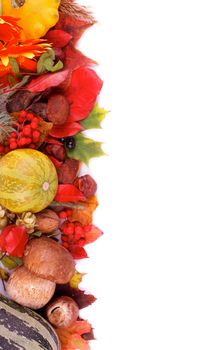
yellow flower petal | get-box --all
[1,56,9,67]
[21,52,35,59]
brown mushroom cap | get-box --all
[6,266,56,310]
[46,296,79,329]
[23,237,75,284]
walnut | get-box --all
[36,209,60,234]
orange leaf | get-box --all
[57,320,92,350]
[69,196,98,225]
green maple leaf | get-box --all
[67,133,106,165]
[37,49,63,74]
[80,103,109,130]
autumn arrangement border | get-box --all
[0,1,106,349]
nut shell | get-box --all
[46,296,79,328]
[6,266,56,310]
[23,237,75,284]
[36,209,60,233]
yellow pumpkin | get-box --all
[2,0,61,39]
[0,149,58,213]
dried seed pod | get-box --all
[58,159,80,184]
[45,144,66,162]
[36,209,60,233]
[29,103,47,119]
[74,175,97,198]
[47,94,70,125]
[16,212,36,234]
[46,296,79,328]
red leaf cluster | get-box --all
[24,14,103,138]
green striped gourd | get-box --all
[0,149,58,213]
[0,294,61,350]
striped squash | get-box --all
[0,294,61,350]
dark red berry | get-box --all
[26,113,34,121]
[32,130,40,140]
[59,211,68,219]
[19,110,27,118]
[9,142,17,150]
[23,126,32,137]
[30,121,38,130]
[32,117,39,124]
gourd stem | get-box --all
[11,0,25,9]
[0,0,2,16]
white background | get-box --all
[76,1,223,349]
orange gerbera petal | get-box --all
[0,16,51,71]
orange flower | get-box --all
[0,16,51,73]
[0,16,21,44]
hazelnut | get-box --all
[46,296,79,328]
[36,209,60,234]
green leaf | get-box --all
[37,49,63,74]
[1,256,23,270]
[48,60,63,72]
[30,231,42,237]
[67,133,106,165]
[9,58,20,76]
[50,201,84,209]
[80,103,109,130]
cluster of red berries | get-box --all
[60,212,86,250]
[58,209,72,220]
[0,110,41,154]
